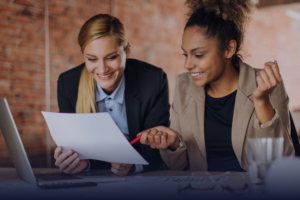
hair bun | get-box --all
[185,0,255,32]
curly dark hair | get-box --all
[184,0,255,66]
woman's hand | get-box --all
[252,60,282,124]
[138,126,180,150]
[54,146,88,174]
[110,163,135,176]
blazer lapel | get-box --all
[185,79,207,169]
[124,64,141,139]
[232,60,257,165]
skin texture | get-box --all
[84,36,130,95]
[54,36,135,176]
[139,26,282,150]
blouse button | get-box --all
[109,108,113,112]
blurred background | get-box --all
[0,0,300,168]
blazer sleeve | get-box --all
[253,80,295,156]
[138,70,170,172]
[57,73,76,113]
[159,77,189,171]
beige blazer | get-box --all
[160,60,295,171]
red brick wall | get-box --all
[0,0,47,167]
[1,1,300,167]
[243,3,300,111]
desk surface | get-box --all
[0,167,268,200]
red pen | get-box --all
[130,135,142,145]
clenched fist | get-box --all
[137,126,180,151]
[252,60,282,124]
[252,60,282,102]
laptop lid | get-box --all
[0,97,37,186]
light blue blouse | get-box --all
[95,74,143,173]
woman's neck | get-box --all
[206,63,239,98]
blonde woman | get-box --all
[53,14,169,176]
[139,0,295,171]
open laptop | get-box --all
[0,97,126,189]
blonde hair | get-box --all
[76,14,128,113]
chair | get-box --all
[290,112,300,157]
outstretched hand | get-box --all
[137,126,180,150]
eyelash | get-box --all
[195,54,204,58]
[108,55,118,60]
[182,53,204,58]
[87,55,118,62]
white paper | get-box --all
[42,112,148,165]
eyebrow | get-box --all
[181,46,204,52]
[85,51,118,58]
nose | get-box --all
[184,56,195,71]
[97,61,109,74]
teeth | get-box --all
[191,72,203,77]
[98,73,112,78]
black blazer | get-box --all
[57,58,170,172]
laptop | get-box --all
[0,97,126,189]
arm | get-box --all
[139,76,189,171]
[57,73,76,113]
[252,61,294,156]
[55,74,89,174]
[159,105,189,171]
[138,71,170,172]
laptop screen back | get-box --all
[0,97,37,186]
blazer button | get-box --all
[109,108,113,112]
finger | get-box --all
[140,131,150,145]
[273,60,282,83]
[264,64,278,87]
[111,167,127,176]
[154,131,162,147]
[136,129,150,137]
[259,70,271,89]
[54,146,62,160]
[60,153,78,171]
[111,163,125,171]
[148,129,157,148]
[256,75,266,91]
[111,167,118,175]
[64,157,80,174]
[55,149,73,167]
[161,132,168,148]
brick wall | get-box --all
[0,0,47,167]
[0,1,300,167]
[243,3,300,110]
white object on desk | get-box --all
[265,156,300,197]
[42,112,148,165]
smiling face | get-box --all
[83,36,129,94]
[181,26,228,87]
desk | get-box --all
[0,168,271,200]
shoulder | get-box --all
[175,72,196,94]
[58,63,85,82]
[126,58,165,76]
[57,63,84,95]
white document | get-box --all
[42,112,148,165]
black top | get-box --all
[204,90,245,172]
[57,58,170,172]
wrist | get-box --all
[169,138,180,151]
[129,164,136,173]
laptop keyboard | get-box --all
[35,173,83,181]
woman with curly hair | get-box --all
[138,0,295,171]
